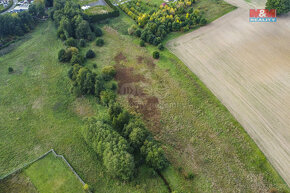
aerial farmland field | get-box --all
[0,0,289,192]
[167,0,290,186]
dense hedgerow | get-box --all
[121,0,207,46]
[82,118,135,181]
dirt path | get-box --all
[167,0,290,186]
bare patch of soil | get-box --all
[136,55,156,68]
[114,52,127,65]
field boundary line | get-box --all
[0,149,90,192]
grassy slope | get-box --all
[0,21,169,193]
[99,5,289,193]
[0,153,85,193]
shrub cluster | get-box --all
[83,102,168,180]
[58,47,85,65]
[82,117,134,181]
[86,49,96,59]
[153,51,160,59]
[68,64,117,99]
[53,0,94,41]
[108,103,168,171]
[121,0,207,46]
[96,38,104,47]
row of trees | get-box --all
[83,102,168,180]
[0,2,45,38]
[109,103,168,170]
[82,117,135,181]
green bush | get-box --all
[96,38,104,47]
[101,65,116,81]
[141,139,168,170]
[86,49,96,59]
[94,78,104,97]
[79,39,86,47]
[152,51,160,59]
[8,67,14,73]
[58,49,71,62]
[100,90,116,106]
[112,110,131,132]
[135,29,141,37]
[71,67,95,96]
[200,18,207,26]
[129,127,148,149]
[109,102,123,120]
[140,40,145,47]
[92,63,97,68]
[95,27,103,37]
[70,54,85,65]
[157,44,164,51]
[65,38,78,47]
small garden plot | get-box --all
[0,153,86,193]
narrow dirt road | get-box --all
[167,0,290,186]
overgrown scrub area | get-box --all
[82,107,168,181]
[52,0,168,186]
[0,153,85,193]
[0,21,170,193]
[96,11,289,192]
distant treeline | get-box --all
[0,2,46,38]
